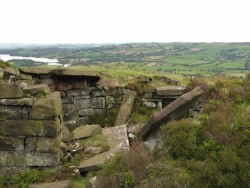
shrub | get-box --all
[12,169,40,188]
[162,118,202,159]
[0,175,5,188]
[96,142,152,188]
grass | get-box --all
[72,177,89,188]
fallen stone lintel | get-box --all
[136,87,203,140]
[78,124,129,172]
[29,180,72,188]
[114,90,137,126]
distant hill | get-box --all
[1,42,250,78]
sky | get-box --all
[0,0,250,44]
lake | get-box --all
[0,54,70,67]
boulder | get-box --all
[22,84,50,96]
[0,83,23,99]
[114,90,137,126]
[143,101,156,108]
[87,176,97,188]
[78,124,129,172]
[62,125,73,143]
[64,120,77,131]
[137,87,203,140]
[2,67,19,80]
[72,124,102,139]
[29,92,62,120]
[29,180,72,188]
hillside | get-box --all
[1,43,250,79]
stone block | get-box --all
[106,96,114,105]
[39,77,55,85]
[61,96,74,104]
[60,91,66,97]
[25,152,60,166]
[142,93,152,99]
[74,99,90,110]
[92,90,105,97]
[0,105,29,120]
[0,119,61,137]
[17,74,32,80]
[62,104,76,114]
[90,98,105,108]
[66,89,90,97]
[25,137,60,153]
[77,117,89,126]
[0,151,25,166]
[78,109,104,116]
[23,84,50,96]
[72,124,102,139]
[56,82,73,91]
[29,92,62,120]
[0,83,23,99]
[16,79,34,86]
[0,98,33,106]
[49,84,56,92]
[156,86,186,96]
[73,80,87,89]
[0,136,24,151]
[143,101,156,108]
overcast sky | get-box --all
[0,0,249,44]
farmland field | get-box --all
[1,42,250,81]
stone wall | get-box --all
[17,68,126,130]
[3,67,187,129]
[0,82,63,179]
